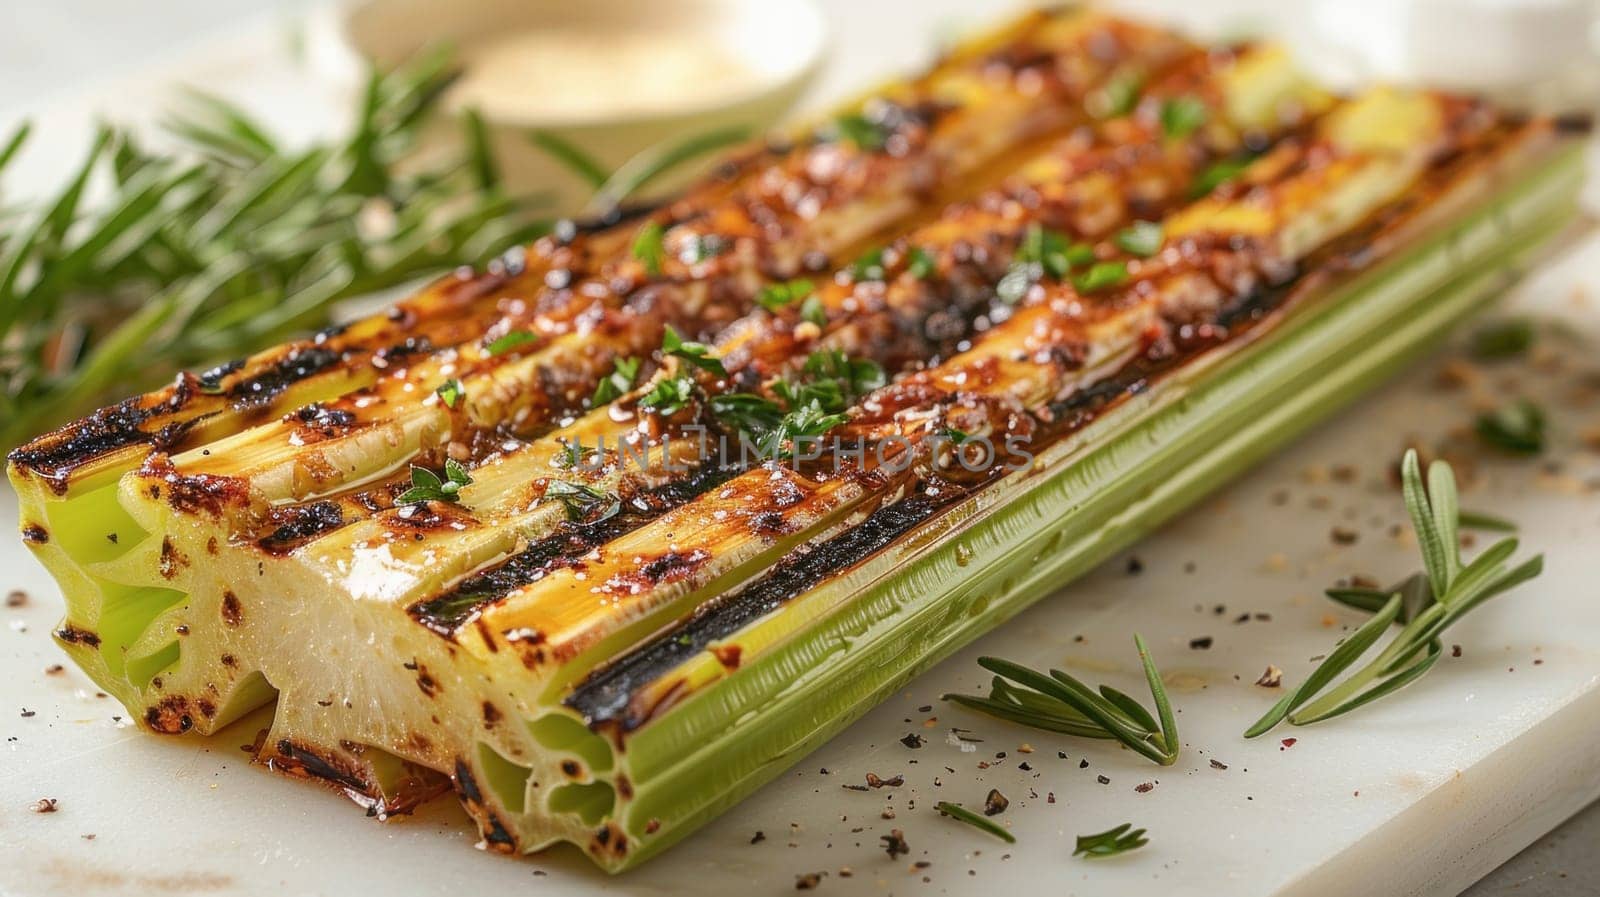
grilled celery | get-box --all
[7,9,1586,874]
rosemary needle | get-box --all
[935,801,1016,843]
[1074,823,1149,858]
[1245,449,1543,736]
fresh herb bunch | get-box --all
[0,61,747,449]
[0,54,548,448]
[945,635,1179,766]
[1245,450,1543,736]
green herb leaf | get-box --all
[1073,260,1130,294]
[397,459,473,505]
[1244,449,1544,736]
[832,113,890,151]
[907,245,937,279]
[590,356,641,406]
[1159,95,1208,140]
[527,130,609,188]
[485,330,539,357]
[1095,71,1145,119]
[1190,156,1252,198]
[632,221,666,276]
[799,294,827,327]
[587,125,748,213]
[852,246,887,282]
[946,636,1179,766]
[544,480,621,524]
[944,428,970,445]
[662,325,727,377]
[1468,317,1534,360]
[1476,399,1545,455]
[936,801,1016,843]
[1114,220,1164,258]
[757,278,815,311]
[435,378,464,408]
[1459,509,1517,532]
[638,375,697,417]
[1074,823,1149,858]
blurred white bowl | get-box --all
[307,0,827,213]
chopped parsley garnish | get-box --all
[852,247,887,282]
[1476,399,1545,455]
[1095,71,1144,119]
[662,325,727,377]
[637,375,697,416]
[1073,260,1130,294]
[590,356,641,406]
[997,224,1094,304]
[435,378,464,408]
[799,294,827,327]
[632,221,666,275]
[907,245,937,279]
[1159,95,1208,139]
[544,480,621,524]
[1114,220,1164,258]
[1190,156,1252,198]
[943,428,970,445]
[757,278,815,311]
[485,330,539,357]
[397,459,472,505]
[679,232,730,265]
[832,113,890,151]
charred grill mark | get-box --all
[223,345,343,410]
[158,538,188,579]
[416,665,441,697]
[481,702,501,728]
[286,403,361,443]
[137,454,251,517]
[220,591,243,627]
[269,739,372,794]
[258,501,346,554]
[567,497,942,730]
[7,392,204,492]
[144,696,195,734]
[409,463,740,636]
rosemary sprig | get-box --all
[397,458,473,505]
[1074,823,1149,858]
[0,54,551,448]
[1244,450,1543,736]
[944,635,1179,766]
[935,801,1016,844]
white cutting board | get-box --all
[4,2,1600,895]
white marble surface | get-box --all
[1,3,1598,896]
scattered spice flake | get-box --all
[1280,738,1298,750]
[838,866,853,878]
[32,798,58,813]
[881,829,910,859]
[1331,526,1360,545]
[1134,782,1155,793]
[881,808,896,819]
[1210,759,1229,770]
[1256,665,1284,688]
[984,789,1009,816]
[1126,556,1144,575]
[900,733,924,749]
[1452,644,1463,658]
[5,590,27,608]
[795,872,824,890]
[864,773,903,789]
[1097,775,1111,785]
[19,708,35,718]
[43,664,63,675]
[751,831,767,844]
[1189,636,1214,650]
[1017,743,1033,754]
[1047,792,1057,803]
